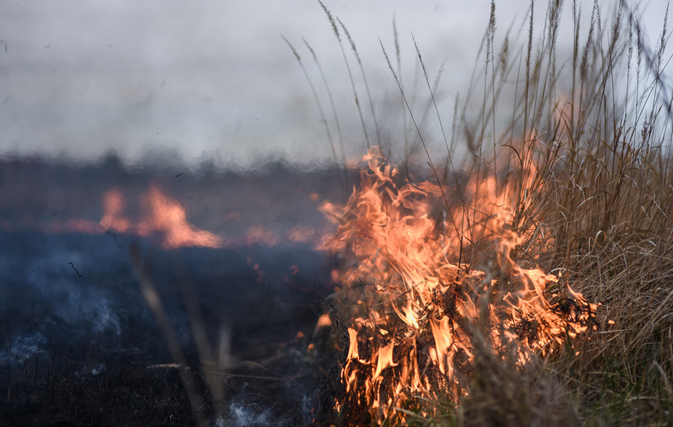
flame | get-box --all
[320,147,597,421]
[100,188,131,233]
[136,184,224,249]
[82,185,226,250]
[0,185,224,252]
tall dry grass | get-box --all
[300,0,673,425]
[477,2,673,424]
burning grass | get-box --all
[318,146,599,424]
[299,0,673,425]
[5,1,672,425]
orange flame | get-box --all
[97,185,224,250]
[320,147,597,421]
[100,188,131,233]
[136,185,224,249]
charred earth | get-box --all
[0,156,347,426]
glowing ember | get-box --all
[319,147,597,422]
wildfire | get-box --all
[3,183,332,253]
[136,185,225,249]
[96,184,225,249]
[5,184,226,250]
[319,147,597,422]
[100,188,132,234]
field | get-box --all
[1,0,673,426]
[0,158,347,425]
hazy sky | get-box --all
[0,0,668,167]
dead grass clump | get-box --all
[461,339,581,427]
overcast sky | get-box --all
[0,0,668,168]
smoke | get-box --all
[225,402,275,427]
[1,333,48,366]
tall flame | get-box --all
[319,148,597,422]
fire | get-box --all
[3,180,331,251]
[319,147,597,422]
[97,184,225,249]
[100,188,131,233]
[135,184,225,249]
[30,184,225,250]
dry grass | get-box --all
[304,0,673,425]
[490,2,673,424]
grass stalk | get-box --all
[318,0,371,149]
[282,35,347,198]
[337,17,381,148]
[302,37,349,190]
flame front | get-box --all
[3,182,332,251]
[320,148,597,422]
[97,184,225,250]
[136,185,225,249]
